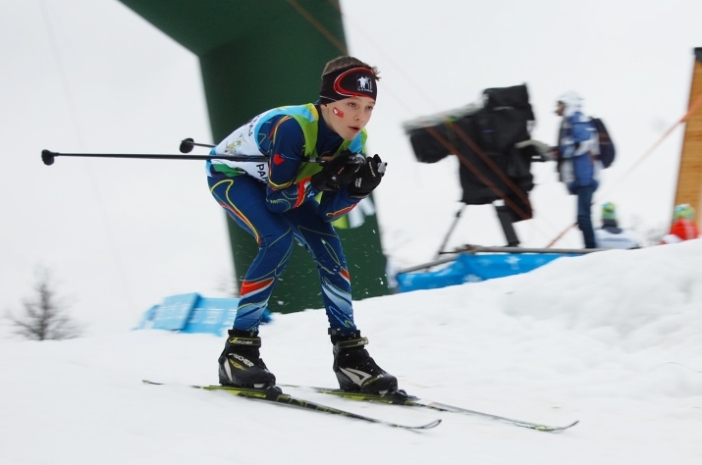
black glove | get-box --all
[310,150,364,192]
[347,154,386,198]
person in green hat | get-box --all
[594,202,641,249]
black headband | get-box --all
[319,66,377,104]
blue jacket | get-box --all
[557,93,601,194]
[208,104,365,222]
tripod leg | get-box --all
[495,205,520,247]
[433,204,465,260]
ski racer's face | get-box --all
[323,96,375,140]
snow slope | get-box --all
[2,241,701,465]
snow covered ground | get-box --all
[1,240,701,465]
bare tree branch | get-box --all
[4,267,83,340]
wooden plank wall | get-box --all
[674,48,702,227]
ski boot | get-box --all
[331,330,398,395]
[218,329,276,389]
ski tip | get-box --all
[413,418,442,430]
[142,379,163,386]
[561,420,580,430]
[535,419,579,432]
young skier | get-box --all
[206,56,397,395]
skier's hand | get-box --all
[347,154,386,198]
[311,150,364,192]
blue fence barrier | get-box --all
[136,293,272,335]
[396,253,567,292]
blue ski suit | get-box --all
[207,103,365,334]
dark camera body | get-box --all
[403,84,537,221]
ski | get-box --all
[142,380,441,431]
[281,384,578,433]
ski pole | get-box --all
[41,149,268,166]
[177,136,368,167]
[179,137,215,153]
[41,149,360,166]
[176,137,364,166]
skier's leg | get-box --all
[209,175,294,330]
[285,200,356,333]
[287,202,398,395]
[208,175,295,387]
